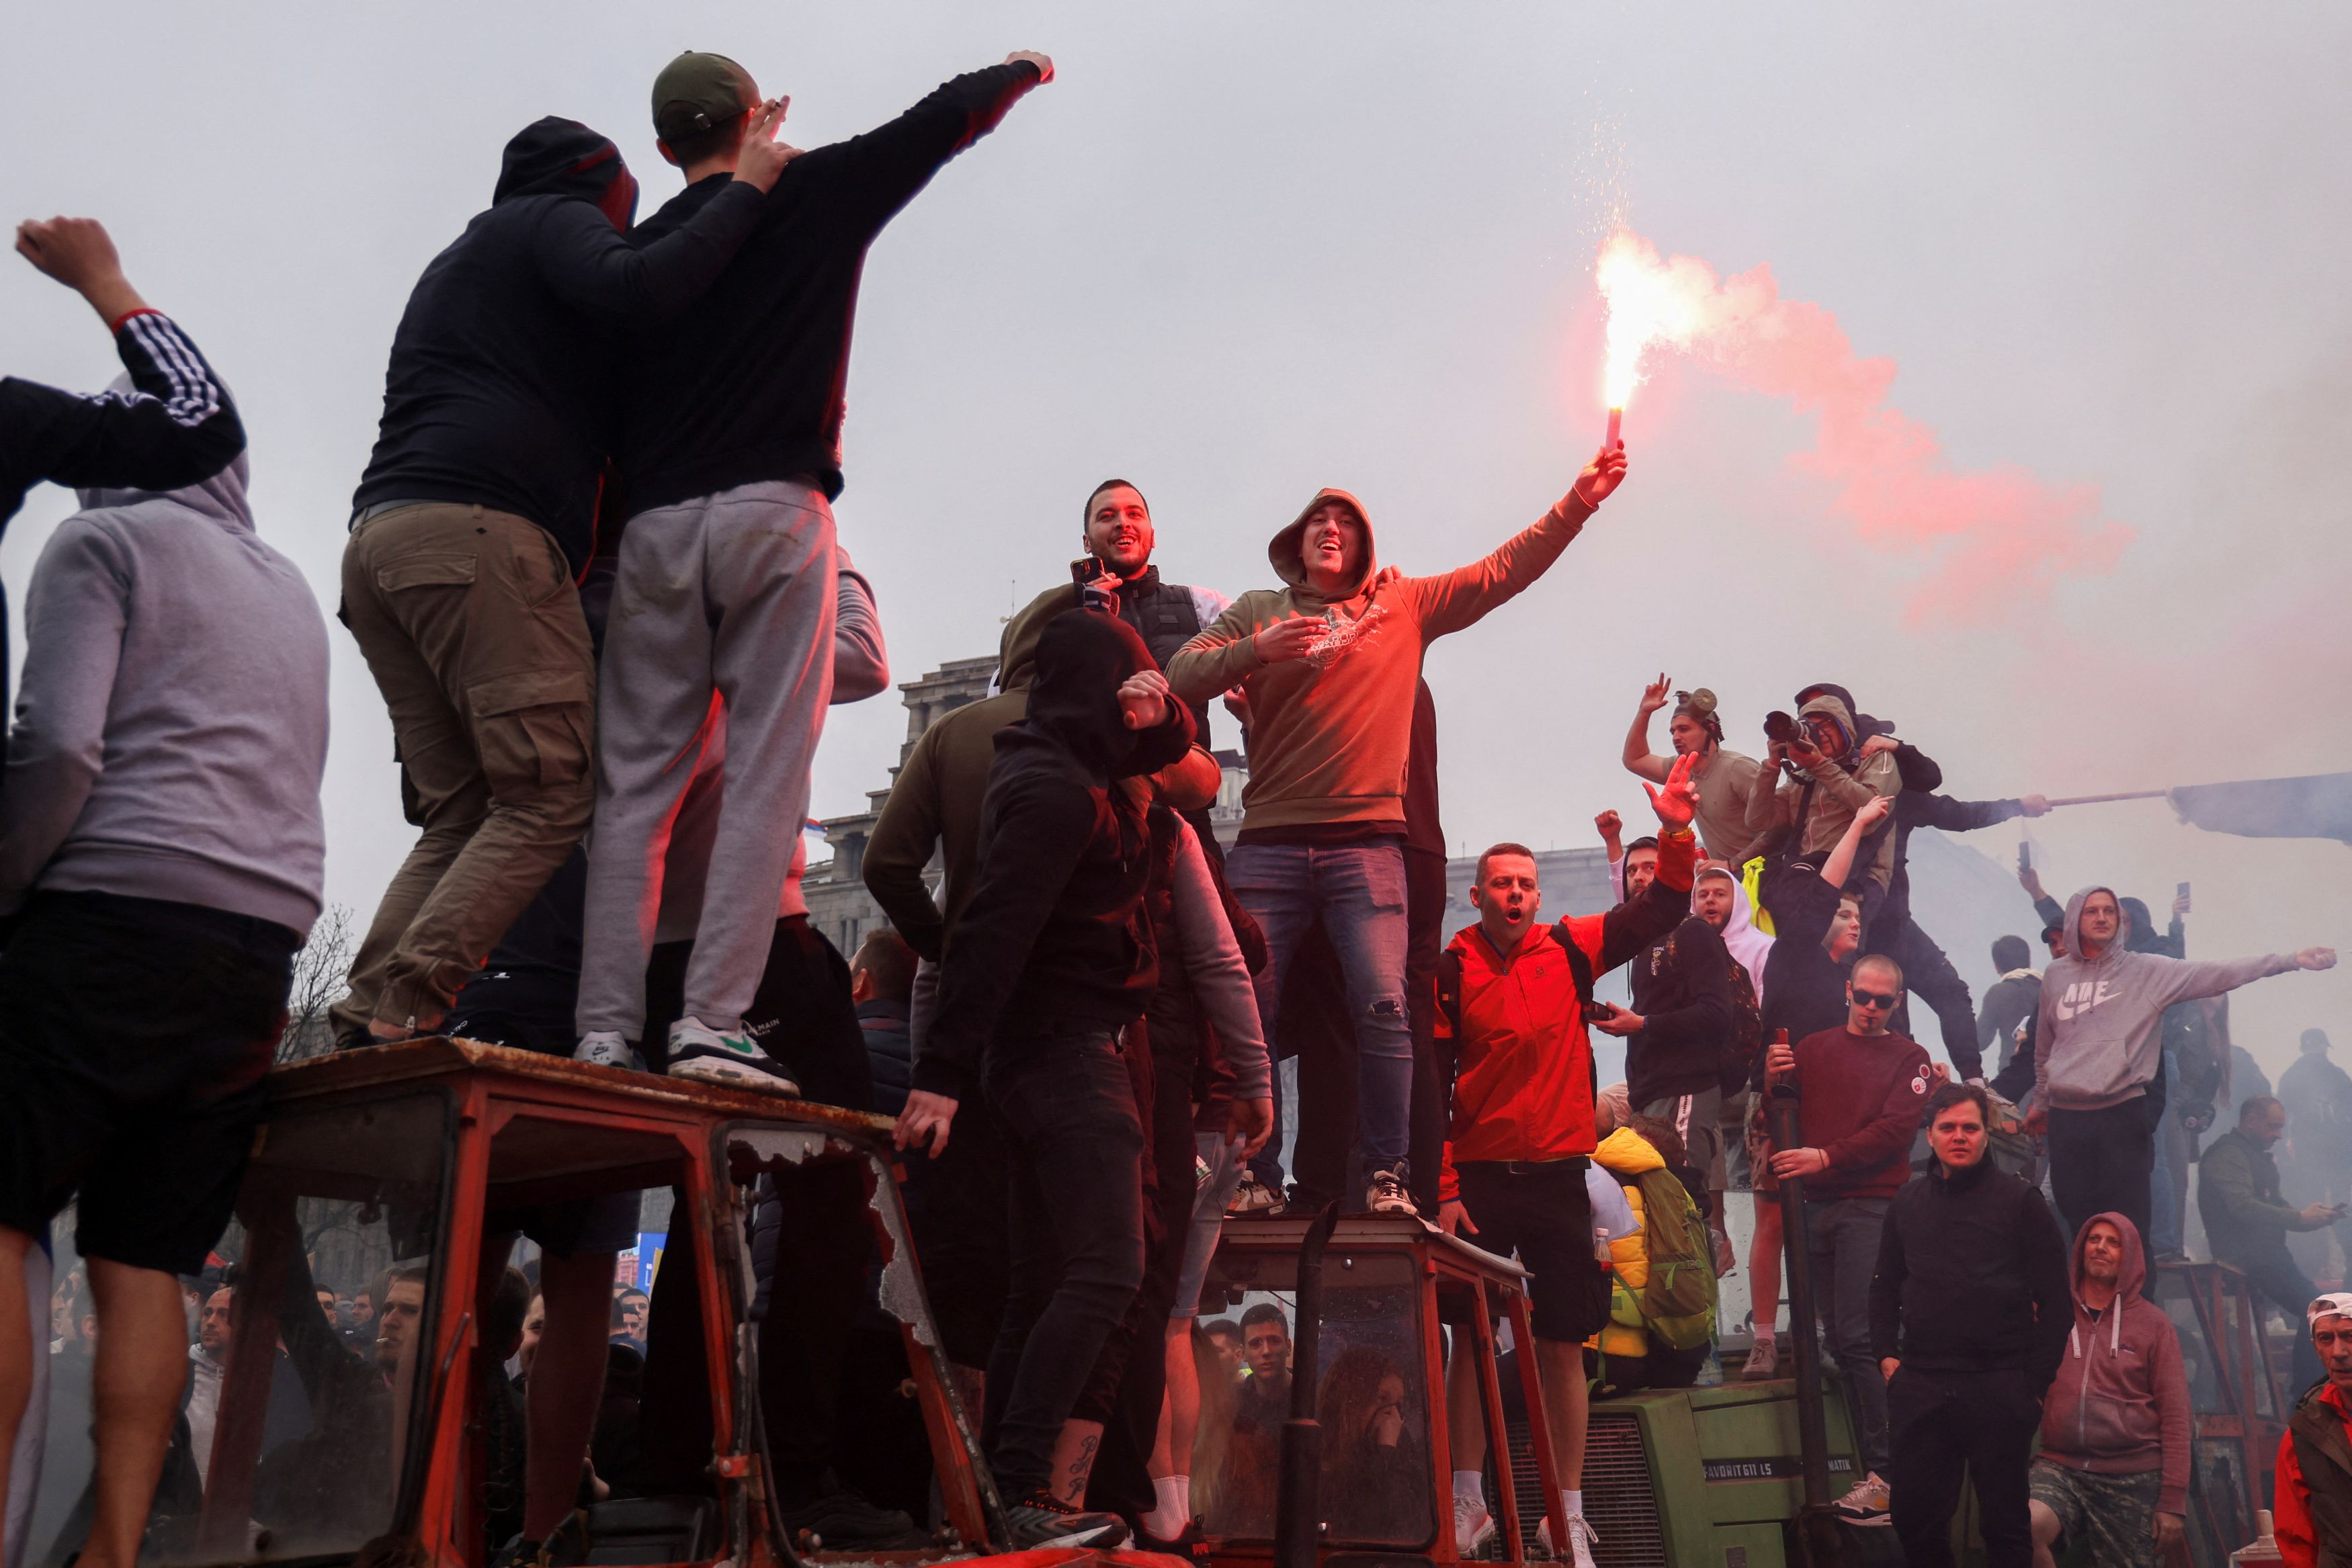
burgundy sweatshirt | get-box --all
[1786,1025,1933,1200]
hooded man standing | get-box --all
[2027,1213,2188,1568]
[339,111,792,1047]
[1167,445,1630,1213]
[2277,1293,2352,1568]
[0,447,329,1568]
[895,612,1193,1551]
[574,50,1051,1086]
[2024,885,2335,1242]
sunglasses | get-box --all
[1851,989,1900,1010]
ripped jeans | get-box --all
[1228,840,1414,1179]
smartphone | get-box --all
[2019,842,2032,873]
[2177,881,2191,914]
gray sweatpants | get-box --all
[577,480,836,1037]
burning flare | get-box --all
[1592,226,2131,623]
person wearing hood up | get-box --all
[895,611,1193,1551]
[0,447,329,1568]
[2025,1213,2187,1568]
[2025,884,2335,1243]
[1167,445,1630,1213]
[2275,1292,2352,1568]
[1871,1083,2072,1568]
[573,50,1051,1090]
[1808,679,2050,1085]
[337,111,793,1052]
[1742,691,1900,890]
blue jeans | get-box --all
[1227,841,1415,1178]
[1806,1195,1894,1477]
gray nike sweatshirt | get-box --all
[0,448,329,934]
[2033,885,2298,1112]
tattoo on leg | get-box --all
[1058,1435,1100,1503]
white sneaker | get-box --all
[1833,1471,1891,1523]
[1740,1336,1779,1379]
[1226,1176,1286,1217]
[1366,1166,1416,1215]
[665,1016,799,1094]
[1538,1512,1598,1568]
[1453,1495,1496,1557]
[574,1030,644,1072]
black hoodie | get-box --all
[618,62,1042,512]
[916,611,1195,1100]
[352,117,766,570]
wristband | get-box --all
[1661,826,1696,843]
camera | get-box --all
[1763,710,1801,745]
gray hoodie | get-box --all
[2033,885,2296,1111]
[0,449,329,934]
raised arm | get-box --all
[1589,754,1701,971]
[1820,792,1892,891]
[815,59,1050,235]
[2154,947,2335,1010]
[1620,674,1674,785]
[6,220,245,515]
[533,178,769,322]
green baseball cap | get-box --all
[651,51,757,142]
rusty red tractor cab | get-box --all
[48,1040,1054,1568]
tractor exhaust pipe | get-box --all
[1769,1060,1847,1568]
[1275,1202,1343,1568]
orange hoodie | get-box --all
[1166,487,1591,833]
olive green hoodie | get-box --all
[1166,486,1591,833]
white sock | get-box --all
[1455,1470,1485,1505]
[1143,1475,1190,1538]
[1562,1489,1583,1518]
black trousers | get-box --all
[982,1027,1147,1501]
[1887,1366,2041,1568]
[1872,916,1980,1082]
[2046,1100,2154,1242]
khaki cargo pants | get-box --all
[333,503,595,1039]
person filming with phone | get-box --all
[2199,1095,2347,1391]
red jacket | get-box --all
[1438,829,1695,1201]
[2279,1381,2352,1568]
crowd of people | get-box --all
[0,38,2347,1568]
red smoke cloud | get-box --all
[1597,230,2132,623]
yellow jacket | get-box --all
[1589,1127,1664,1359]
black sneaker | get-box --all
[490,1512,589,1568]
[1137,1519,1212,1563]
[1004,1492,1131,1551]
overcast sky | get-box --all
[4,3,2346,1074]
